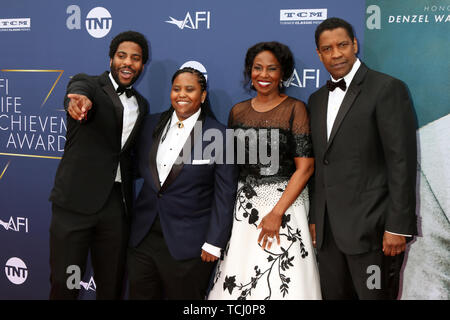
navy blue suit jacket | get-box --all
[129,112,238,260]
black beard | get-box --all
[110,65,141,87]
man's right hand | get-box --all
[67,93,92,121]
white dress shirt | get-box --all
[109,73,139,183]
[156,109,222,258]
[326,59,410,238]
[326,58,361,140]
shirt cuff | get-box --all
[201,242,221,258]
[386,230,412,237]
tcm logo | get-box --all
[180,61,208,81]
[283,68,320,88]
[66,5,112,38]
[66,265,96,291]
[166,11,211,30]
[280,9,327,25]
[0,216,29,233]
[5,257,28,285]
[0,18,31,31]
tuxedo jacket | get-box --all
[308,63,417,255]
[129,113,238,260]
[49,71,149,215]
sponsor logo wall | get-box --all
[2,0,446,299]
[364,0,450,299]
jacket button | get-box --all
[323,159,329,165]
[157,192,162,198]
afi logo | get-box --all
[66,5,113,38]
[80,277,97,291]
[283,69,320,88]
[0,217,29,233]
[166,11,211,30]
[5,257,28,285]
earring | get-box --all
[279,81,283,88]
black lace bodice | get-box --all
[228,96,313,184]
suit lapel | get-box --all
[326,63,367,151]
[149,123,163,190]
[316,87,329,150]
[101,73,124,133]
[160,116,206,193]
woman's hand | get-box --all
[257,210,283,250]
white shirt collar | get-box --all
[169,107,202,129]
[331,58,361,88]
[108,72,132,90]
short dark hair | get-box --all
[109,30,149,64]
[171,67,207,92]
[315,17,355,49]
[243,41,294,91]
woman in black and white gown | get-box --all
[208,42,321,300]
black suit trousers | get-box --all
[127,216,216,300]
[318,211,405,300]
[49,183,129,300]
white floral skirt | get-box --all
[208,181,322,300]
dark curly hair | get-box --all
[153,67,216,139]
[109,30,149,64]
[243,41,294,91]
[315,17,355,49]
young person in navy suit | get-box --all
[127,67,238,299]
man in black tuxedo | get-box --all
[49,31,150,299]
[307,18,417,299]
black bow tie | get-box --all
[326,79,347,92]
[116,86,136,98]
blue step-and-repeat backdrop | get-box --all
[0,0,448,299]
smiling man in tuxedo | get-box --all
[49,31,150,299]
[307,18,417,299]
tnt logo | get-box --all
[0,217,29,233]
[166,11,211,30]
[86,7,112,38]
[180,61,208,81]
[66,5,112,38]
[5,257,28,285]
